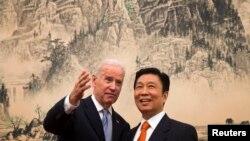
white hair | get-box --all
[93,59,125,75]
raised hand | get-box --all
[69,69,91,106]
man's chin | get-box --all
[138,108,151,113]
[105,99,116,105]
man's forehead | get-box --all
[99,67,124,78]
[136,74,161,83]
[136,80,158,84]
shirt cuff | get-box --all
[64,94,80,114]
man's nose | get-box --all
[140,87,149,95]
[109,81,116,90]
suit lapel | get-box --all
[149,114,171,141]
[112,109,125,141]
[112,110,119,141]
[83,96,105,141]
[127,123,140,141]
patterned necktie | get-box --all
[137,121,150,141]
[102,109,112,141]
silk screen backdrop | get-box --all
[0,0,250,140]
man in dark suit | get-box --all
[125,67,198,141]
[43,59,130,141]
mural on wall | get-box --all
[0,0,250,140]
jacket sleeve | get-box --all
[182,125,198,141]
[43,97,73,135]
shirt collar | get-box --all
[141,111,165,130]
[91,95,112,115]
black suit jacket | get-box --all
[125,114,198,141]
[43,96,130,141]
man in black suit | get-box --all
[125,67,198,141]
[43,59,130,141]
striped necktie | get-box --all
[102,109,112,141]
[137,121,150,141]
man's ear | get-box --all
[163,91,168,105]
[92,75,96,85]
[163,91,168,97]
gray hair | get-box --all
[93,59,125,76]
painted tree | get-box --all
[35,105,45,122]
[0,83,9,107]
[225,118,234,125]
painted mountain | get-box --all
[0,0,249,140]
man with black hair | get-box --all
[125,67,198,141]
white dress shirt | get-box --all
[64,94,112,119]
[133,111,165,141]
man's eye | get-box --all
[116,80,122,86]
[148,85,155,88]
[135,85,142,89]
[105,77,113,82]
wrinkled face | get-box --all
[92,65,125,108]
[134,74,167,119]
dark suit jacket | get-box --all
[125,114,198,141]
[43,96,130,141]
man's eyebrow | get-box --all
[104,75,114,78]
[135,81,143,85]
[136,81,156,85]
